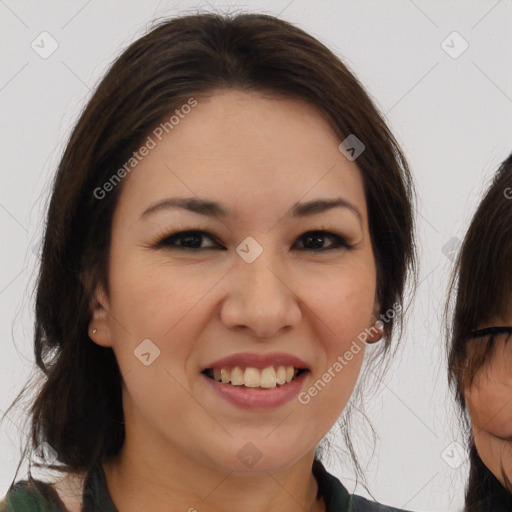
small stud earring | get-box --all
[92,328,97,334]
[367,320,384,343]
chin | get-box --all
[200,437,307,473]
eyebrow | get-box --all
[140,196,363,224]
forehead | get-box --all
[115,89,368,224]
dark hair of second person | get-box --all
[447,153,512,511]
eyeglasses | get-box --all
[464,326,512,339]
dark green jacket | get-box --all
[0,459,410,511]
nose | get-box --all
[220,253,302,338]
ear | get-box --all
[88,282,113,348]
[366,298,383,344]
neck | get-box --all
[102,427,324,512]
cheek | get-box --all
[106,259,213,430]
[105,253,219,390]
[315,258,377,343]
[296,264,376,421]
[108,252,216,333]
[466,373,512,440]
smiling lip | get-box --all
[202,352,310,371]
[202,369,309,409]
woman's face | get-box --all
[464,314,512,487]
[90,89,379,473]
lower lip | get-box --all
[202,371,309,410]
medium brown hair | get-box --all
[446,153,512,509]
[4,12,416,480]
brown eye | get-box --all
[155,230,223,250]
[295,231,352,251]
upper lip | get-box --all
[202,352,311,371]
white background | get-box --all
[0,1,511,511]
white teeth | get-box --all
[230,367,244,386]
[207,365,303,387]
[244,367,260,388]
[220,368,230,384]
[276,366,287,385]
[260,367,277,388]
